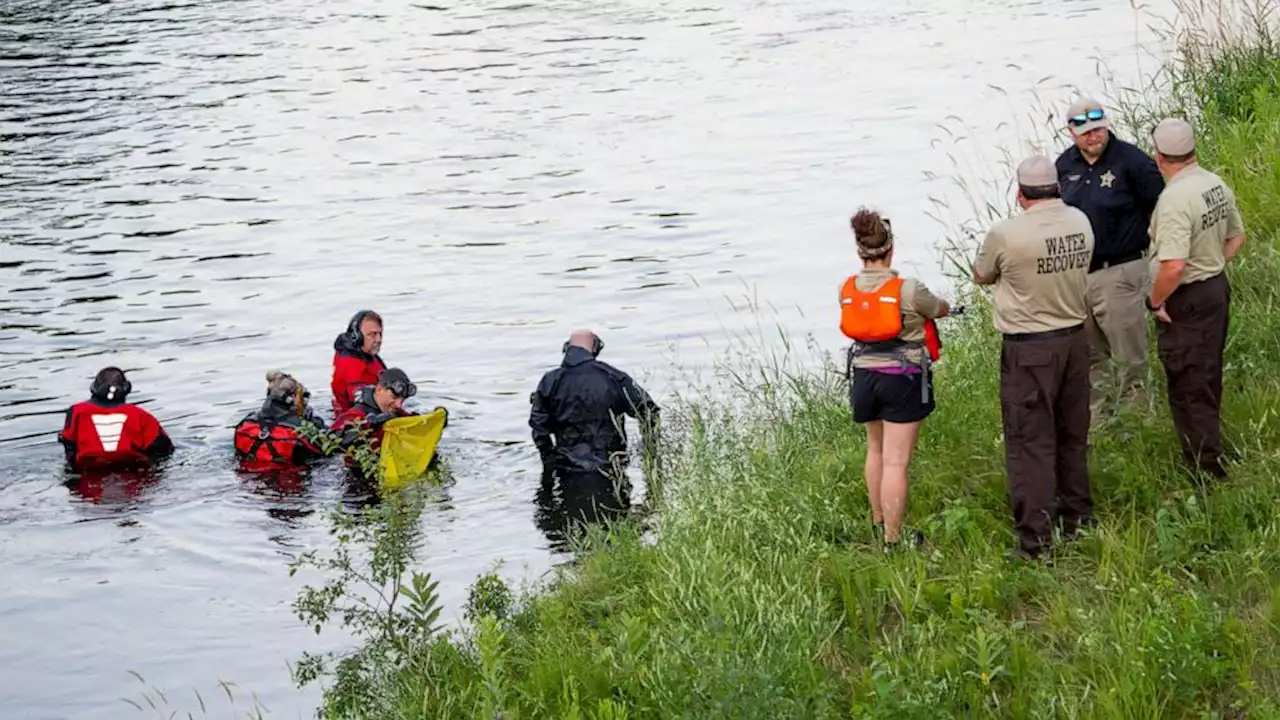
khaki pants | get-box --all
[1156,273,1230,478]
[1000,325,1093,557]
[1085,260,1149,412]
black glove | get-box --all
[364,412,395,428]
[537,447,557,476]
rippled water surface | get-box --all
[2,0,1170,716]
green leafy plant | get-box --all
[296,417,381,480]
[288,421,448,718]
[465,567,516,624]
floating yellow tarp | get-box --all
[379,408,449,489]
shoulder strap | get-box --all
[238,415,289,463]
[840,274,857,297]
[844,272,906,298]
[844,274,904,297]
[882,276,906,296]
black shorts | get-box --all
[850,368,935,424]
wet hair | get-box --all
[1019,183,1062,200]
[358,311,383,328]
[94,367,127,388]
[266,371,301,398]
[265,371,309,414]
[851,208,893,261]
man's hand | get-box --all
[537,447,556,472]
[1146,294,1172,324]
[364,411,395,428]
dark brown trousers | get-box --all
[1156,273,1230,477]
[1000,324,1093,556]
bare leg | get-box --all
[864,420,885,526]
[880,420,923,543]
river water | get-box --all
[1,0,1171,716]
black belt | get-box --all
[1089,250,1144,273]
[1173,271,1226,289]
[1002,323,1084,343]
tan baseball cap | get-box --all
[1016,154,1058,187]
[1065,97,1109,135]
[1152,117,1196,155]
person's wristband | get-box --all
[1145,296,1162,312]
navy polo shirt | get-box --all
[1055,131,1165,272]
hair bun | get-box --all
[850,207,892,259]
[851,209,885,241]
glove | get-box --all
[537,447,557,477]
[364,412,395,428]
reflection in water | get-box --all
[533,468,632,553]
[63,466,163,508]
[340,471,384,511]
[236,466,316,525]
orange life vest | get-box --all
[839,275,942,362]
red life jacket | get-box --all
[331,389,410,452]
[331,352,387,414]
[923,317,942,362]
[234,415,321,469]
[59,401,171,471]
[331,403,386,449]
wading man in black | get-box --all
[529,329,660,544]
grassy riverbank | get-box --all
[308,4,1280,718]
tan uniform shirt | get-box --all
[846,268,942,369]
[974,199,1094,335]
[1148,164,1245,286]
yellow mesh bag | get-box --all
[379,407,448,489]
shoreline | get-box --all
[295,1,1280,717]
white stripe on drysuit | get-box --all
[90,414,128,453]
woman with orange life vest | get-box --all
[839,208,952,548]
[234,371,336,469]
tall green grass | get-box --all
[298,2,1280,717]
